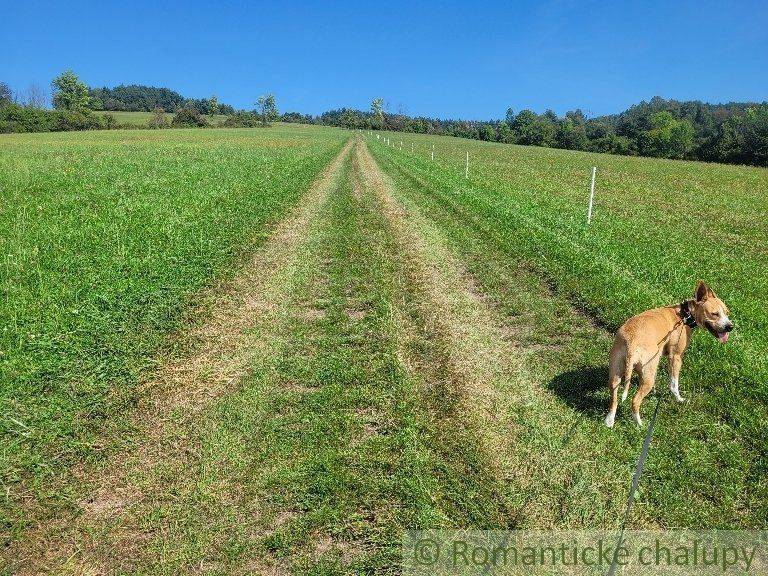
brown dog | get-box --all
[604,281,733,427]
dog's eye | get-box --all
[712,311,720,317]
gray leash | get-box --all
[606,391,662,576]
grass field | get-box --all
[1,125,766,574]
[0,126,347,549]
[93,110,230,126]
[369,131,768,520]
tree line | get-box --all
[2,71,766,166]
[298,97,767,167]
[0,71,278,132]
[87,85,236,115]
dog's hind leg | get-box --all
[632,358,659,427]
[605,343,625,428]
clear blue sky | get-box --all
[2,0,767,119]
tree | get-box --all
[256,94,278,126]
[51,71,90,111]
[512,110,538,144]
[513,110,556,147]
[498,121,515,143]
[639,111,694,159]
[556,111,588,150]
[740,105,768,165]
[208,95,219,116]
[482,124,496,141]
[340,109,358,129]
[371,98,384,129]
[90,85,186,112]
[0,82,12,106]
[23,83,48,109]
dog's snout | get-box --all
[724,322,734,333]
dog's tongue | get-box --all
[718,332,730,343]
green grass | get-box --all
[93,110,229,126]
[0,125,347,531]
[369,130,768,528]
[2,125,766,573]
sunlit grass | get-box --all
[370,131,768,528]
[0,125,347,528]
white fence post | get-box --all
[587,166,597,224]
[465,151,469,178]
[411,142,414,152]
[431,144,434,161]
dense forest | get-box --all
[303,98,768,166]
[1,72,766,166]
[87,85,236,115]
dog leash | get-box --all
[606,391,662,576]
[605,305,687,575]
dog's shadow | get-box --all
[547,365,608,417]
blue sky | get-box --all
[2,0,767,119]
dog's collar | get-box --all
[679,300,697,328]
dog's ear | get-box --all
[695,280,711,302]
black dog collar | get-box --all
[679,300,698,328]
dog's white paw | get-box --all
[633,413,644,427]
[621,389,628,402]
[673,394,685,403]
[604,413,616,428]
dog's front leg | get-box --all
[668,354,685,402]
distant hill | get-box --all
[88,84,235,115]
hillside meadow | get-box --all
[0,125,347,531]
[1,124,766,573]
[93,110,229,127]
[370,129,768,525]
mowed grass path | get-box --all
[0,126,347,540]
[2,127,766,573]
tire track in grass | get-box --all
[237,141,433,575]
[354,143,521,527]
[357,142,646,529]
[109,139,445,575]
[197,139,527,574]
[7,140,355,575]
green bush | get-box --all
[222,112,261,128]
[171,107,208,127]
[53,110,103,131]
[0,104,104,133]
[148,107,170,129]
[102,113,118,129]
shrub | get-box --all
[0,104,56,133]
[0,105,105,133]
[148,107,170,129]
[172,107,208,127]
[222,112,260,128]
[102,113,118,130]
[53,110,103,131]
